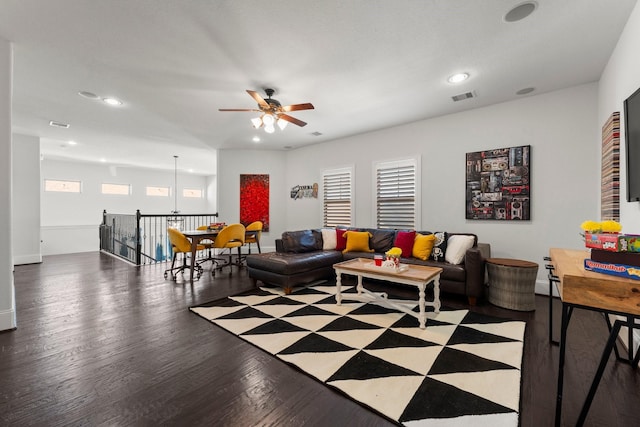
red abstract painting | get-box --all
[240,174,269,231]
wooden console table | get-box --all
[549,248,640,426]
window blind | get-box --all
[323,168,352,227]
[376,160,416,229]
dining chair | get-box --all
[212,223,246,275]
[244,221,263,254]
[196,225,218,268]
[164,227,205,281]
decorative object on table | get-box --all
[290,183,318,199]
[190,283,525,426]
[465,145,530,220]
[385,246,402,268]
[240,174,269,232]
[580,220,640,279]
[601,112,620,221]
[580,220,640,252]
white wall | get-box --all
[599,1,640,233]
[12,133,41,265]
[0,38,16,331]
[217,149,287,252]
[41,158,213,255]
[597,0,640,355]
[283,83,600,292]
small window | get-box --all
[102,183,131,195]
[44,179,81,193]
[375,158,420,230]
[183,188,203,198]
[146,186,170,197]
[323,167,353,227]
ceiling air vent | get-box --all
[451,91,476,102]
[310,131,323,136]
[49,120,70,128]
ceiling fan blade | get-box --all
[279,114,307,127]
[247,90,269,109]
[282,103,315,112]
[218,108,261,112]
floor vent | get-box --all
[452,91,476,102]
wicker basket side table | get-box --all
[487,258,539,311]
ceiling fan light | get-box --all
[262,113,275,126]
[264,124,275,134]
[250,117,262,128]
[277,118,288,130]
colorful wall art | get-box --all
[240,174,269,231]
[465,145,531,220]
[601,112,620,221]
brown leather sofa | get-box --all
[246,228,487,305]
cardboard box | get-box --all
[584,258,640,281]
[584,233,640,252]
[590,249,640,267]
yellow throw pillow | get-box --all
[413,233,436,260]
[343,231,374,253]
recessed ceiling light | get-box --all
[448,73,469,84]
[49,120,70,128]
[99,158,107,163]
[516,87,536,95]
[252,136,261,143]
[504,2,537,23]
[68,140,78,146]
[78,91,99,99]
[102,97,122,106]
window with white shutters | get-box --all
[375,158,419,229]
[323,167,353,227]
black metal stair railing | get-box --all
[99,210,218,265]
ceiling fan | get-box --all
[219,89,314,132]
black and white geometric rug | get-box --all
[190,284,525,426]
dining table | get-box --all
[181,228,258,284]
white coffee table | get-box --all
[333,258,443,329]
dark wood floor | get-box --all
[1,252,639,426]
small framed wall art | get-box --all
[465,145,530,220]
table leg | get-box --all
[335,271,342,305]
[555,302,571,427]
[575,319,624,426]
[418,283,426,329]
[356,275,363,294]
[189,238,198,284]
[433,277,441,313]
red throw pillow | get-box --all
[394,230,416,258]
[335,228,348,251]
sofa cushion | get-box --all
[281,229,323,253]
[364,228,395,253]
[343,230,374,253]
[445,235,475,265]
[247,251,343,275]
[335,228,348,251]
[413,233,436,260]
[321,228,337,250]
[394,230,416,258]
[430,231,448,262]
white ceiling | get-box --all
[0,0,637,175]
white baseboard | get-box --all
[0,307,17,331]
[535,278,559,297]
[14,253,42,265]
